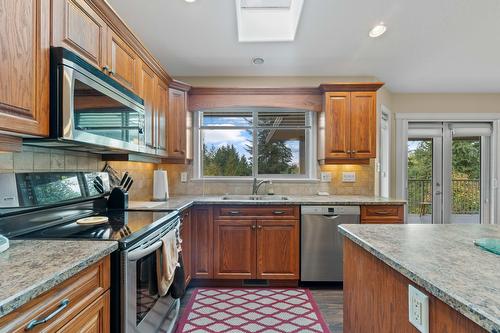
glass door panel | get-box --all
[407,138,441,224]
[449,137,481,224]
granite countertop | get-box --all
[129,195,406,211]
[0,240,117,318]
[338,224,500,332]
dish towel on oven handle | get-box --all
[156,228,179,296]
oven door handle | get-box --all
[128,240,163,261]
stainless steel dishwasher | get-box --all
[301,205,360,282]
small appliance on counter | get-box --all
[0,235,9,253]
[153,169,169,201]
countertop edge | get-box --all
[338,225,499,333]
[0,241,118,318]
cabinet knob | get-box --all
[251,225,256,230]
[109,70,115,76]
[257,225,262,229]
[102,65,110,72]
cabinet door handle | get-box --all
[352,150,357,154]
[272,210,285,215]
[228,211,240,215]
[374,211,391,215]
[251,225,256,230]
[26,299,70,330]
[257,225,262,229]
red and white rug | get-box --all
[176,288,331,333]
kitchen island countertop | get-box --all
[338,224,500,332]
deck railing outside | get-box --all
[407,179,480,215]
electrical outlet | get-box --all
[320,172,332,182]
[408,285,429,333]
[180,172,188,183]
[342,172,356,182]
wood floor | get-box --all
[179,287,343,333]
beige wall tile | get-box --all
[13,152,34,172]
[34,152,51,171]
[50,153,65,170]
[0,153,14,170]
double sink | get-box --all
[221,195,290,201]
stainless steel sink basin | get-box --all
[221,195,289,201]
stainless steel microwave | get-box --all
[27,48,145,153]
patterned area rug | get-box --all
[176,288,331,333]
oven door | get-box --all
[123,237,179,333]
[59,60,145,152]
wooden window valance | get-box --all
[187,87,323,112]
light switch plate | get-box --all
[408,285,429,333]
[320,172,332,182]
[180,172,188,183]
[342,172,356,182]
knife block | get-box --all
[107,187,128,210]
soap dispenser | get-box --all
[267,181,275,195]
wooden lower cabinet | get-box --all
[197,206,300,281]
[361,205,405,224]
[0,257,111,332]
[57,291,110,333]
[191,206,214,279]
[256,220,299,280]
[180,208,192,286]
[214,219,256,279]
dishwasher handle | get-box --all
[323,215,340,220]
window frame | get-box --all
[193,108,317,180]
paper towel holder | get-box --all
[153,169,169,201]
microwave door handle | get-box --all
[128,240,163,261]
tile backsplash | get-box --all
[160,161,375,196]
[0,146,102,173]
[1,146,376,201]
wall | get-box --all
[392,93,500,114]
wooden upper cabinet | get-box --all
[324,92,351,159]
[320,83,383,163]
[51,0,107,70]
[256,219,299,280]
[350,92,376,159]
[213,219,256,279]
[0,0,50,137]
[137,61,156,150]
[107,28,139,93]
[168,88,187,159]
[155,78,169,156]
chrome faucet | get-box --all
[252,178,271,195]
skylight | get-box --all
[236,0,304,42]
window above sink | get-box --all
[193,108,317,180]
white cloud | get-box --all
[203,129,250,145]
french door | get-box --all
[406,122,491,224]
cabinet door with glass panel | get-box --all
[194,109,315,180]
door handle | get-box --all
[325,215,340,220]
[272,210,285,215]
[228,211,241,215]
[435,191,442,195]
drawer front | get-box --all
[214,206,299,219]
[361,205,404,223]
[0,257,110,333]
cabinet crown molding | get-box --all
[319,82,385,92]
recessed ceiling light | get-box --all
[252,57,265,65]
[184,0,196,3]
[369,23,387,38]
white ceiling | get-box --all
[107,0,500,93]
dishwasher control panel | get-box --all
[301,205,360,215]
